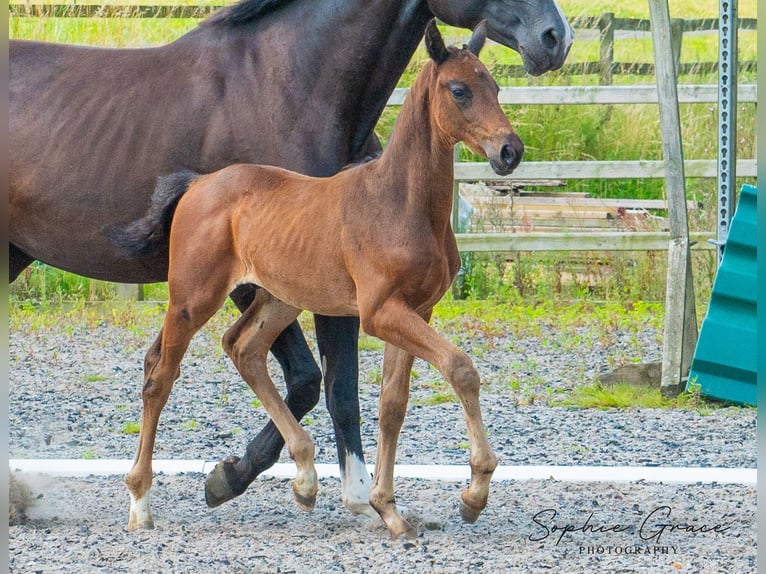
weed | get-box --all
[414,392,458,406]
[358,336,384,352]
[366,367,383,385]
[251,398,262,409]
[84,374,108,383]
[180,419,198,431]
[82,451,98,460]
[554,382,723,413]
[120,421,141,435]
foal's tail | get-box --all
[104,170,199,257]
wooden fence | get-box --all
[9,6,759,298]
[9,6,758,82]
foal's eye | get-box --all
[448,82,471,102]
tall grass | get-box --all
[8,1,757,304]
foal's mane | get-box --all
[202,0,297,27]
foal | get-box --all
[109,20,523,539]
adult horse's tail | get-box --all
[104,170,199,257]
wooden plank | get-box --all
[387,84,757,106]
[9,4,219,18]
[454,159,757,181]
[115,283,143,300]
[461,195,698,210]
[454,231,715,252]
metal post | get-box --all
[647,0,698,396]
[715,0,738,265]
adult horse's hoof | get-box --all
[459,499,483,524]
[204,456,248,508]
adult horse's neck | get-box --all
[190,0,432,176]
[375,62,456,235]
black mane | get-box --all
[203,0,296,27]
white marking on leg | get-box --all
[128,491,153,529]
[341,451,380,522]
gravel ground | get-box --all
[9,306,757,572]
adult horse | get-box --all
[9,0,572,519]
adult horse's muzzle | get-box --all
[486,135,524,176]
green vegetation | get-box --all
[8,2,755,306]
[120,421,141,434]
[180,419,198,431]
[414,392,459,407]
[554,382,713,412]
[8,2,755,415]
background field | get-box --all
[9,0,758,305]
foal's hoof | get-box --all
[204,456,248,508]
[293,489,317,511]
[127,518,155,531]
[390,522,417,540]
[459,499,483,524]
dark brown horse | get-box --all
[109,20,522,537]
[9,0,572,519]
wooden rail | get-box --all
[9,7,758,298]
[388,84,758,106]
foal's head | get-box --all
[424,20,523,176]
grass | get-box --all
[8,2,757,306]
[414,392,459,407]
[554,382,716,412]
[120,421,141,435]
[7,4,756,415]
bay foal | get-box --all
[110,20,523,538]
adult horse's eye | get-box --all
[451,87,465,99]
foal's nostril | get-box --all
[541,26,559,52]
[500,143,516,167]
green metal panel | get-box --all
[687,184,757,405]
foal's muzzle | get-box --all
[487,135,524,176]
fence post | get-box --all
[451,144,463,299]
[598,12,615,85]
[670,18,685,78]
[115,284,144,301]
[647,0,698,397]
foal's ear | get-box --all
[467,20,487,56]
[425,19,449,65]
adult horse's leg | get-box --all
[369,342,416,538]
[315,314,377,519]
[205,284,322,507]
[363,298,497,535]
[9,244,34,282]
[222,290,318,509]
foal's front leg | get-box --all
[363,298,497,531]
[222,292,318,510]
[369,343,416,539]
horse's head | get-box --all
[424,20,523,177]
[428,0,573,76]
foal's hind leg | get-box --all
[363,298,497,532]
[205,285,322,508]
[222,291,318,510]
[126,294,224,530]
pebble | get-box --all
[9,312,756,572]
